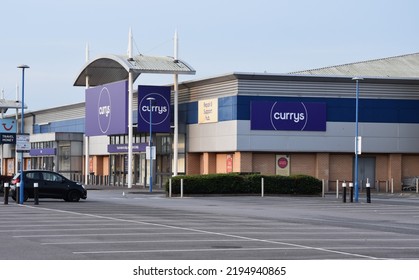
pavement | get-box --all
[1,188,419,260]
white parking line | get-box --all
[72,247,306,255]
[42,239,253,245]
[14,232,203,238]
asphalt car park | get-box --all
[1,189,419,260]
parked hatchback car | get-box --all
[10,170,87,202]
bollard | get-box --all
[342,182,347,203]
[261,177,264,198]
[180,178,184,198]
[349,182,354,203]
[16,183,20,204]
[34,183,39,205]
[391,178,394,194]
[366,181,371,203]
[336,180,339,199]
[3,183,9,205]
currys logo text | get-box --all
[99,105,111,117]
[141,105,168,115]
[270,102,308,130]
[273,112,305,123]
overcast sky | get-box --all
[1,0,418,111]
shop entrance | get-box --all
[32,157,55,171]
[354,157,376,190]
[136,153,170,189]
[136,153,147,186]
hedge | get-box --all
[165,173,321,196]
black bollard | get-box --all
[366,182,371,203]
[342,182,347,203]
[350,183,354,203]
[34,183,39,205]
[3,183,9,205]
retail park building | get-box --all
[2,52,419,192]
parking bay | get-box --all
[1,190,419,260]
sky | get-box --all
[1,0,418,111]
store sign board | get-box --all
[0,133,16,144]
[137,85,171,133]
[276,154,290,176]
[29,148,56,156]
[85,80,128,136]
[251,101,326,131]
[198,98,218,124]
[0,118,17,133]
[107,143,147,153]
[16,134,30,152]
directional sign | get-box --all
[16,134,30,152]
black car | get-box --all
[10,170,87,202]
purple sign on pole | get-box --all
[107,143,147,153]
[30,148,56,156]
[251,101,326,131]
[138,85,171,133]
[85,80,128,136]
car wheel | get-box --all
[11,193,29,202]
[67,190,81,202]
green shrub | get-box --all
[166,173,321,196]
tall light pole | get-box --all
[147,97,155,193]
[352,77,363,203]
[17,64,29,204]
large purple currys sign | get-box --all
[138,85,171,133]
[251,101,326,131]
[85,80,128,136]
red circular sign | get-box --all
[277,157,288,169]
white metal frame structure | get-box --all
[74,31,195,188]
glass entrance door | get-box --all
[354,157,376,190]
[138,153,147,187]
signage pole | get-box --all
[84,43,90,185]
[173,30,179,176]
[127,28,133,189]
[17,64,29,205]
[147,97,155,192]
[353,77,363,203]
[15,83,19,178]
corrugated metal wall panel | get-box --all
[178,80,238,103]
[34,104,85,124]
[238,79,419,100]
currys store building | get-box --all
[7,52,419,192]
[180,53,419,192]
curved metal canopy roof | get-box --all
[74,54,195,87]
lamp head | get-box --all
[17,64,30,69]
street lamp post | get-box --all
[17,64,29,205]
[352,77,363,203]
[147,97,155,193]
